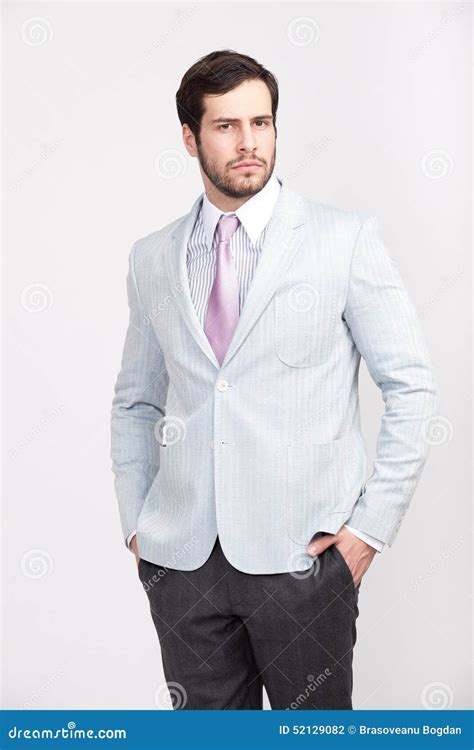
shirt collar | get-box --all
[201,174,282,250]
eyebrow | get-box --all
[208,115,273,124]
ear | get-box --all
[182,123,197,157]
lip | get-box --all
[232,163,262,171]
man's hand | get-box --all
[130,535,140,566]
[306,527,377,587]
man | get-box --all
[110,50,439,710]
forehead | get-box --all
[202,79,272,121]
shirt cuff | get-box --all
[344,524,385,552]
[125,530,137,551]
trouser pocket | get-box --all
[331,544,359,597]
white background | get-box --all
[3,1,472,710]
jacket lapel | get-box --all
[165,180,306,369]
[165,192,219,366]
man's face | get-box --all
[184,78,276,202]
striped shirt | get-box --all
[186,175,282,325]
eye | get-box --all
[219,123,232,131]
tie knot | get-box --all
[216,213,240,243]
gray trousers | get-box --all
[137,533,360,710]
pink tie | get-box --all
[204,213,241,366]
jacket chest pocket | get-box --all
[273,284,338,367]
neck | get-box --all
[203,183,252,213]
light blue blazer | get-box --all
[110,181,439,573]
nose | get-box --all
[237,123,258,153]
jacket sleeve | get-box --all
[110,240,169,547]
[343,216,440,545]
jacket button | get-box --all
[216,379,229,392]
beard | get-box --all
[196,142,276,199]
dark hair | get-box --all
[175,49,279,144]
